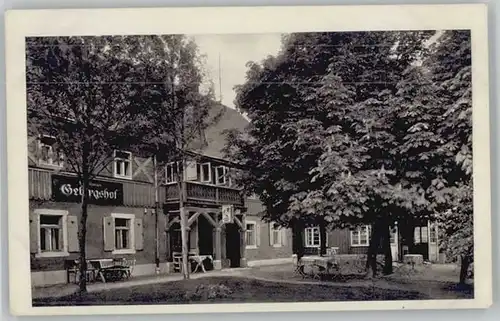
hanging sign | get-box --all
[221,204,234,223]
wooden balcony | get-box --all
[164,181,244,207]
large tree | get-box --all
[122,35,222,279]
[27,36,143,293]
[26,34,220,292]
[226,31,432,276]
[394,30,473,283]
[299,31,433,276]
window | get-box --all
[38,135,64,167]
[414,227,421,243]
[414,225,429,244]
[40,215,63,252]
[114,218,131,249]
[113,150,132,179]
[421,226,429,243]
[166,162,183,183]
[215,166,229,185]
[270,222,284,247]
[195,162,212,183]
[305,227,320,247]
[108,213,137,255]
[32,209,70,258]
[245,221,257,248]
[351,225,371,246]
[430,224,438,243]
[200,163,211,183]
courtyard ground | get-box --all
[33,276,427,306]
[31,262,473,306]
[247,262,473,300]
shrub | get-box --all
[184,284,233,301]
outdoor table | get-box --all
[189,255,213,273]
[89,258,129,283]
[296,255,338,279]
[99,266,130,282]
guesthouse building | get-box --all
[28,104,293,287]
[296,221,442,263]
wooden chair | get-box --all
[65,259,97,283]
[123,258,136,278]
[65,259,78,283]
[293,257,308,279]
[85,260,98,282]
[327,247,339,256]
[172,252,183,272]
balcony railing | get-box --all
[164,181,244,206]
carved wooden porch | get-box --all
[164,181,244,207]
[165,206,247,271]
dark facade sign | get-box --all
[52,175,124,205]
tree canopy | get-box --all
[226,30,473,278]
[227,31,433,228]
[27,36,142,178]
[26,34,219,290]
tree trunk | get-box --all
[319,220,327,256]
[78,173,90,295]
[153,155,160,274]
[177,167,190,280]
[291,219,304,259]
[459,255,471,285]
[292,219,305,273]
[366,222,381,278]
[382,222,393,275]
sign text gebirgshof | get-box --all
[51,175,124,205]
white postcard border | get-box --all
[5,4,491,315]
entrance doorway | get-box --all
[197,214,215,271]
[198,215,214,255]
[411,225,429,261]
[225,223,241,268]
[168,222,192,261]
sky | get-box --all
[192,31,443,109]
[193,33,283,109]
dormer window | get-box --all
[113,150,132,179]
[38,135,64,168]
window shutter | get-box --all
[29,214,38,253]
[281,229,287,246]
[103,216,115,251]
[256,224,261,247]
[185,160,197,180]
[135,218,144,250]
[269,223,273,246]
[67,215,79,252]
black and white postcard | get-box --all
[5,4,492,316]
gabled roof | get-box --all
[197,104,250,160]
